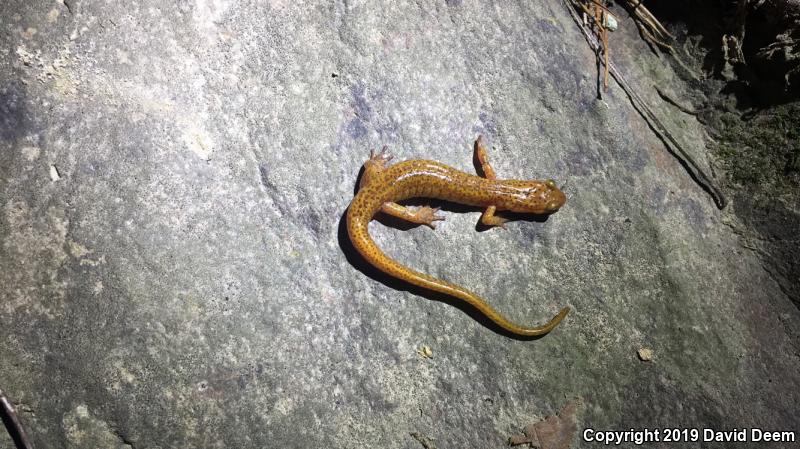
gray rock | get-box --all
[0,1,797,448]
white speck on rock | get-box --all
[184,125,214,161]
[50,164,61,181]
[22,146,40,161]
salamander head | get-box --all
[502,179,566,214]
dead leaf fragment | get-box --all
[416,345,432,358]
[509,398,582,449]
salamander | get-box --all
[346,136,569,337]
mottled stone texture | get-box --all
[0,1,797,448]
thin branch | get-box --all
[0,389,34,449]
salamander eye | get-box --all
[545,179,556,188]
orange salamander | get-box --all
[346,135,570,337]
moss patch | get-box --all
[710,102,800,199]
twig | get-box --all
[0,389,34,449]
[622,0,675,53]
[578,1,612,91]
[562,0,727,209]
[637,22,674,52]
[625,0,674,40]
[599,4,610,90]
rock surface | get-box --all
[1,1,798,448]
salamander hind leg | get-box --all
[359,146,394,189]
[381,203,445,229]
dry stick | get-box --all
[602,23,610,90]
[586,0,612,12]
[0,389,34,449]
[563,0,727,209]
[593,3,610,90]
[626,0,674,40]
[622,0,674,50]
[584,1,610,90]
[638,23,674,52]
[600,4,610,90]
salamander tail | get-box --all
[347,215,568,337]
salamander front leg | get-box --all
[474,136,507,230]
[381,203,445,229]
[480,205,508,229]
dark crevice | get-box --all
[644,0,800,106]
